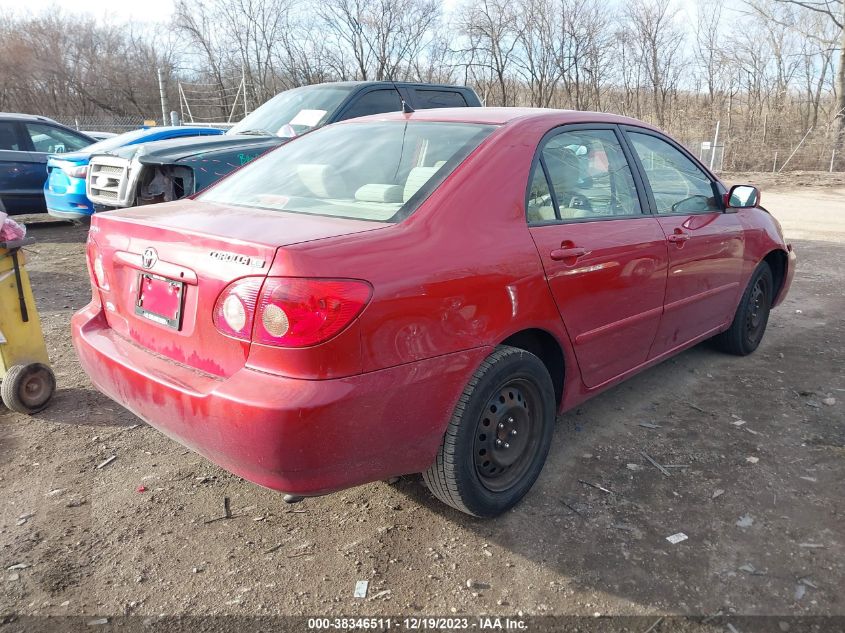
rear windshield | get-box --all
[199,121,495,222]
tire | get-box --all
[715,262,774,356]
[1,363,56,414]
[422,345,556,517]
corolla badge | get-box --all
[141,247,158,269]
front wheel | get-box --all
[715,262,773,356]
[422,346,556,517]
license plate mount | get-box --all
[135,273,184,329]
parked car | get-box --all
[85,81,481,210]
[72,108,795,517]
[0,113,95,215]
[45,126,225,220]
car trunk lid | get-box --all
[90,199,386,377]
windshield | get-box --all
[200,121,496,222]
[228,85,354,138]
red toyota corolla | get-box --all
[72,108,795,517]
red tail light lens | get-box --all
[254,278,372,347]
[65,164,89,179]
[212,278,263,340]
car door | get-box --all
[0,120,44,214]
[622,128,744,357]
[527,125,669,388]
[18,122,93,213]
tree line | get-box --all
[0,0,842,170]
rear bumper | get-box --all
[44,189,93,219]
[47,207,91,220]
[71,304,489,495]
[773,243,796,307]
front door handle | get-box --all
[667,232,690,243]
[550,247,588,261]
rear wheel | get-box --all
[423,346,556,517]
[1,363,56,414]
[715,262,773,356]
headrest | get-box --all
[354,183,404,203]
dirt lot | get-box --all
[1,176,843,627]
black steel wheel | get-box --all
[423,345,556,517]
[473,380,543,492]
[1,363,56,414]
[715,262,773,356]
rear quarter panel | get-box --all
[261,119,582,401]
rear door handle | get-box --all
[667,232,690,243]
[550,247,588,261]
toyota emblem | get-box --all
[141,247,158,269]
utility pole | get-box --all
[157,68,169,126]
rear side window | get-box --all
[537,129,641,221]
[414,90,468,109]
[337,89,402,121]
[25,123,92,154]
[627,132,720,214]
[0,122,22,151]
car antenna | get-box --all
[390,78,414,114]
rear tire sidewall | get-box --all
[452,350,555,517]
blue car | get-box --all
[45,126,224,219]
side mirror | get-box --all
[725,184,760,209]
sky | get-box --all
[0,0,176,23]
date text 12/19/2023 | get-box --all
[307,617,528,630]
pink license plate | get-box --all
[135,273,184,328]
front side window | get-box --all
[337,89,403,121]
[538,129,642,220]
[627,132,720,214]
[199,121,495,222]
[24,123,91,154]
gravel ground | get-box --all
[0,177,843,628]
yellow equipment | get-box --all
[0,238,55,413]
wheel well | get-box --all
[763,249,787,306]
[500,329,565,407]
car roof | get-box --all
[305,81,473,91]
[0,112,59,124]
[348,107,661,130]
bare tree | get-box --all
[513,0,562,107]
[457,0,521,106]
[318,0,439,81]
[624,0,686,127]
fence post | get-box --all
[709,120,720,171]
[831,149,837,173]
[772,152,778,173]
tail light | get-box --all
[212,277,372,347]
[64,164,89,179]
[212,278,263,340]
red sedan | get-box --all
[72,108,795,517]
